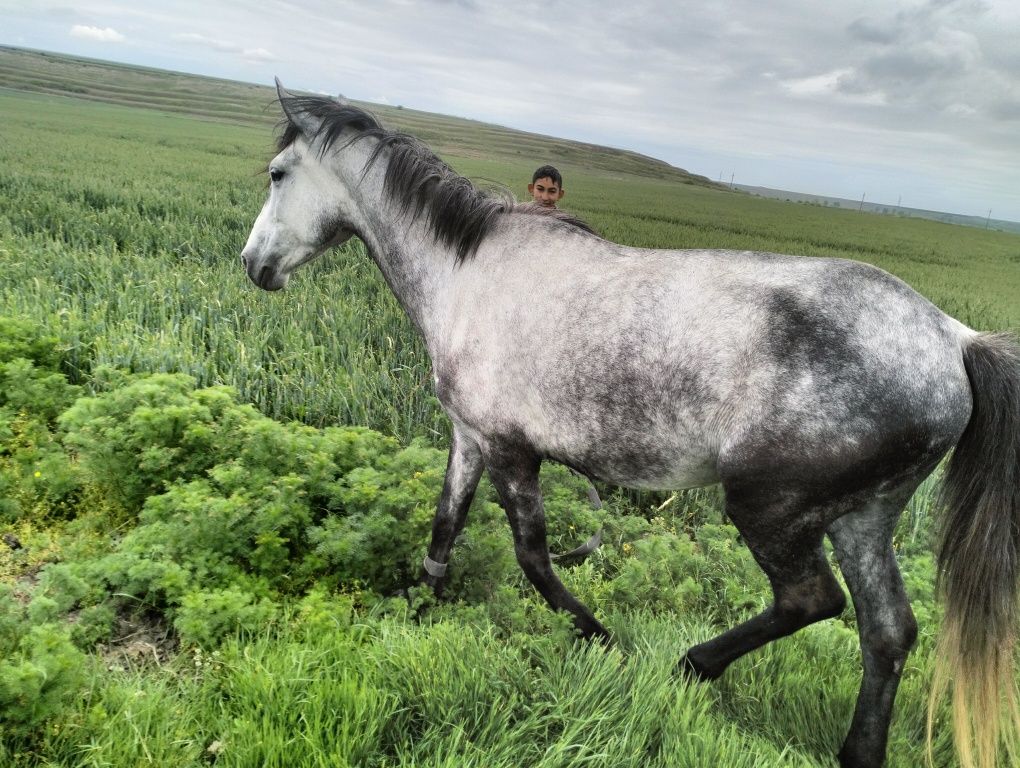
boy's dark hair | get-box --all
[531,165,563,186]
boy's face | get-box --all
[528,176,565,207]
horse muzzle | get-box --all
[241,251,288,291]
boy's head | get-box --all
[528,165,565,208]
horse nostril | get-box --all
[240,253,249,269]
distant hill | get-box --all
[735,184,1020,234]
[0,45,721,188]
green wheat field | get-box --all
[2,47,1020,767]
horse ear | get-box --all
[274,77,321,137]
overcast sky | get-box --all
[4,0,1020,222]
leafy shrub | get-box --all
[39,376,453,641]
[0,586,86,741]
[0,317,66,372]
[0,407,82,523]
[604,533,706,613]
[174,586,278,648]
[692,523,770,615]
[68,603,117,648]
[289,586,357,637]
[2,357,81,424]
[0,318,83,523]
[308,440,448,594]
[58,372,256,513]
[31,565,89,615]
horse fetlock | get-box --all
[420,572,447,597]
[837,740,885,768]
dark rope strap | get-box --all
[551,529,603,562]
[565,466,602,509]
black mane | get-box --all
[276,94,596,262]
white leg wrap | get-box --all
[423,555,448,578]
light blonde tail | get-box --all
[927,332,1020,768]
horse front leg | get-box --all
[422,426,484,596]
[485,441,610,642]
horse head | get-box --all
[241,79,363,291]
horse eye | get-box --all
[269,168,284,183]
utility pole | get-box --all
[730,172,735,189]
[985,209,992,229]
[858,193,865,213]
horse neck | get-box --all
[341,152,453,342]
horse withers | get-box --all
[240,81,1020,768]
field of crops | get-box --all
[2,57,1020,768]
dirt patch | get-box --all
[96,612,177,670]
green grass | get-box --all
[2,608,955,768]
[2,53,1020,768]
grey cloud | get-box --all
[989,100,1020,121]
[847,18,903,45]
[421,0,479,8]
[764,0,1018,134]
[850,47,970,88]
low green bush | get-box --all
[0,586,87,742]
[174,586,279,648]
[59,372,255,514]
[0,319,83,524]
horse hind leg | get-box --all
[828,489,921,768]
[485,440,610,642]
[680,489,847,680]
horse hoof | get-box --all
[677,651,719,683]
[587,629,614,648]
[575,619,613,647]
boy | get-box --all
[528,165,565,208]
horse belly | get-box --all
[537,418,723,491]
[586,452,721,491]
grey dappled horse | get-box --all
[241,81,1020,768]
